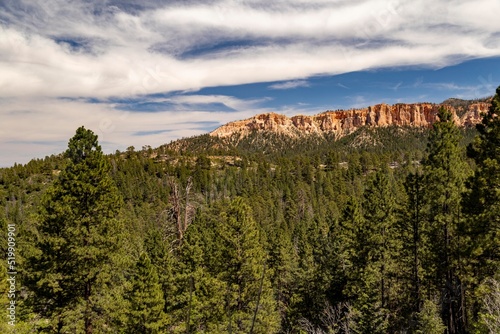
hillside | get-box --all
[162,100,488,161]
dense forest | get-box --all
[1,87,500,333]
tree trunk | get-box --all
[85,280,93,334]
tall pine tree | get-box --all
[422,108,468,334]
[27,127,123,333]
[463,85,500,321]
[341,169,402,333]
[403,172,425,315]
[216,198,280,334]
[358,169,400,333]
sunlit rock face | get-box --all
[210,102,490,139]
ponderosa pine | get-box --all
[27,127,122,333]
[216,198,280,334]
[463,85,500,323]
[422,108,469,334]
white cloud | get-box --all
[1,0,499,99]
[168,95,270,110]
[269,80,310,90]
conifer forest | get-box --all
[3,87,500,333]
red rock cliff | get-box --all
[210,102,490,139]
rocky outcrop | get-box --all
[210,102,490,139]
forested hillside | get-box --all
[1,89,500,333]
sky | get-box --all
[1,0,500,167]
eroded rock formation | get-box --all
[210,102,490,139]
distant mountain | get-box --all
[210,101,490,140]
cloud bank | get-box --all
[1,0,499,98]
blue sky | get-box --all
[1,0,500,166]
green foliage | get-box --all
[27,126,123,332]
[476,277,500,333]
[415,299,446,334]
[344,169,402,333]
[0,261,10,333]
[168,213,227,333]
[464,86,500,288]
[216,198,280,334]
[125,252,165,333]
[422,107,469,333]
[400,171,427,329]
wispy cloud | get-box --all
[132,129,172,137]
[0,0,499,99]
[417,80,497,99]
[392,82,402,91]
[421,82,477,91]
[269,80,310,90]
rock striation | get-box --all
[210,102,490,139]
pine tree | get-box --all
[339,196,364,305]
[415,299,446,334]
[143,228,175,314]
[354,169,400,333]
[126,252,165,334]
[27,127,123,333]
[216,198,280,334]
[266,223,300,332]
[422,108,468,334]
[463,86,500,324]
[169,212,227,334]
[401,171,429,330]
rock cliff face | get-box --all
[210,102,490,139]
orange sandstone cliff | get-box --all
[210,102,490,139]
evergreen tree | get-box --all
[266,222,300,332]
[463,86,500,315]
[401,171,429,331]
[193,155,211,194]
[415,299,446,334]
[143,228,175,314]
[216,198,280,334]
[422,108,468,334]
[168,212,227,334]
[126,252,165,334]
[27,127,123,333]
[355,169,400,333]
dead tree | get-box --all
[166,176,194,244]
